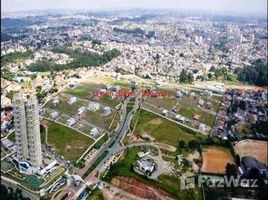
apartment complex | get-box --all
[13,91,42,168]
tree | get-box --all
[188,140,199,150]
[187,72,194,83]
[178,140,186,149]
[225,163,237,178]
[179,69,189,83]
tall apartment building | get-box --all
[13,91,42,168]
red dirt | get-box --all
[111,176,176,200]
[201,146,235,174]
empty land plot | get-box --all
[201,146,235,174]
[234,140,268,164]
[134,109,204,147]
[64,83,102,98]
[44,119,94,162]
[82,110,115,130]
[145,97,176,110]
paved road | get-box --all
[74,90,143,198]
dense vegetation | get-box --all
[27,47,121,72]
[1,69,15,81]
[238,62,268,87]
[0,185,30,200]
[1,50,34,67]
[179,69,194,84]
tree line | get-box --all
[27,48,121,72]
[238,61,268,87]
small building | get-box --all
[68,97,78,105]
[103,107,112,116]
[89,128,99,137]
[199,123,206,132]
[52,99,60,108]
[162,109,168,116]
[77,107,86,115]
[175,114,181,121]
[190,92,196,98]
[137,151,151,158]
[193,114,200,121]
[50,111,59,120]
[136,158,156,175]
[88,102,100,112]
[199,99,204,106]
[179,116,186,123]
[206,101,212,109]
[66,117,77,126]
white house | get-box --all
[88,102,100,112]
[162,109,168,116]
[89,128,99,137]
[199,123,206,132]
[103,107,112,116]
[50,111,59,119]
[66,117,77,126]
[77,107,86,115]
[68,97,78,105]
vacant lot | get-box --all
[234,140,268,164]
[64,83,101,98]
[45,120,94,162]
[201,146,235,174]
[134,109,204,147]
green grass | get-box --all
[98,96,120,108]
[87,188,103,200]
[104,147,202,200]
[82,110,114,130]
[1,160,14,172]
[64,83,101,98]
[45,120,94,162]
[83,150,108,178]
[134,110,204,147]
[145,97,176,110]
[178,106,215,127]
[109,112,120,131]
[24,175,45,190]
[7,132,15,142]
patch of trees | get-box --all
[238,62,268,86]
[1,50,34,67]
[208,66,238,82]
[179,69,194,84]
[0,185,30,200]
[2,68,15,81]
[113,27,146,35]
[27,48,121,72]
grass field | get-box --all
[64,83,101,98]
[1,160,14,172]
[178,106,215,127]
[87,188,103,200]
[201,146,235,174]
[134,109,204,147]
[24,175,45,190]
[104,147,202,200]
[44,120,94,162]
[82,110,114,130]
[234,140,268,164]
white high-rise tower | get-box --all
[13,91,42,168]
